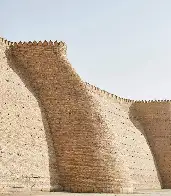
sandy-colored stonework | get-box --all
[0,37,170,194]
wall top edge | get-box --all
[84,82,171,104]
[0,36,66,47]
[1,37,170,104]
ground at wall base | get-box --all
[1,190,171,196]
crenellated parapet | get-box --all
[0,36,67,57]
[0,37,13,47]
[84,82,134,103]
[84,82,171,104]
[1,36,171,105]
[134,99,171,104]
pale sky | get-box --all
[1,0,171,100]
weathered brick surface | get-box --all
[0,37,166,193]
[86,85,161,191]
[0,39,59,192]
[130,102,171,189]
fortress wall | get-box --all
[0,37,162,193]
[4,40,135,193]
[85,84,161,191]
[130,101,171,188]
[0,39,59,192]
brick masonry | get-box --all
[0,37,169,193]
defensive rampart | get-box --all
[0,37,170,193]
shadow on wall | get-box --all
[5,44,130,193]
[129,102,171,188]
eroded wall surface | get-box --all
[0,40,59,192]
[130,102,171,188]
[6,41,135,193]
[0,38,163,193]
[86,84,161,191]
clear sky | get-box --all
[1,0,171,100]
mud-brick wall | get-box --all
[6,41,135,193]
[1,38,162,193]
[0,40,59,192]
[130,102,171,188]
[1,40,148,193]
[86,85,161,191]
